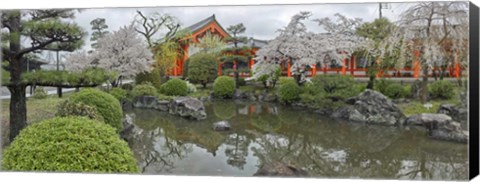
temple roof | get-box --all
[226,38,268,49]
[183,14,230,37]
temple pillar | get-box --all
[350,55,356,76]
[413,50,420,79]
[287,59,291,77]
[342,58,347,76]
[311,64,316,76]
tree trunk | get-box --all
[8,85,27,143]
[57,87,63,98]
[202,83,207,88]
[367,75,375,89]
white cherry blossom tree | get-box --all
[376,1,469,102]
[64,25,154,87]
[252,12,368,84]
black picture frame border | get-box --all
[469,1,479,180]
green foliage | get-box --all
[21,68,116,86]
[109,87,128,101]
[238,77,246,86]
[120,83,133,91]
[278,81,301,103]
[68,88,123,132]
[299,93,317,104]
[56,100,104,122]
[429,80,455,99]
[1,67,10,84]
[159,78,188,96]
[255,65,281,89]
[311,75,355,94]
[384,83,408,99]
[185,81,197,94]
[374,78,394,94]
[279,77,295,85]
[213,76,235,98]
[399,101,442,117]
[131,83,157,97]
[134,68,162,89]
[356,18,394,43]
[187,53,218,88]
[31,87,48,99]
[157,94,174,101]
[2,117,138,173]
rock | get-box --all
[233,90,247,100]
[405,113,452,126]
[263,92,277,102]
[245,92,257,101]
[437,104,468,124]
[133,96,157,109]
[332,89,405,126]
[121,100,133,111]
[120,114,136,141]
[314,108,333,115]
[169,97,207,120]
[154,100,170,112]
[253,162,308,177]
[405,113,468,143]
[213,121,231,131]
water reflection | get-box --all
[125,101,468,180]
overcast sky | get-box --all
[73,2,415,50]
[36,2,417,63]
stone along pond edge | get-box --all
[121,89,468,144]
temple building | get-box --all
[171,15,464,79]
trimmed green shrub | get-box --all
[299,93,316,104]
[159,78,188,96]
[187,53,218,88]
[186,81,197,94]
[213,76,235,98]
[279,77,295,85]
[135,68,162,89]
[109,87,128,101]
[68,88,123,132]
[384,83,408,99]
[311,75,355,94]
[278,81,301,103]
[429,80,455,99]
[157,94,174,101]
[131,82,157,97]
[32,87,48,99]
[2,117,139,173]
[56,100,104,122]
[374,78,394,94]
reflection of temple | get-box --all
[171,15,465,79]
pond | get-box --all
[124,100,469,180]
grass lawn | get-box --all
[1,93,72,147]
[397,85,464,117]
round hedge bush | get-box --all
[109,87,128,101]
[213,76,235,98]
[2,117,139,173]
[68,88,123,132]
[56,100,104,122]
[159,78,188,96]
[131,83,157,97]
[429,80,455,99]
[384,83,408,99]
[278,81,301,103]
